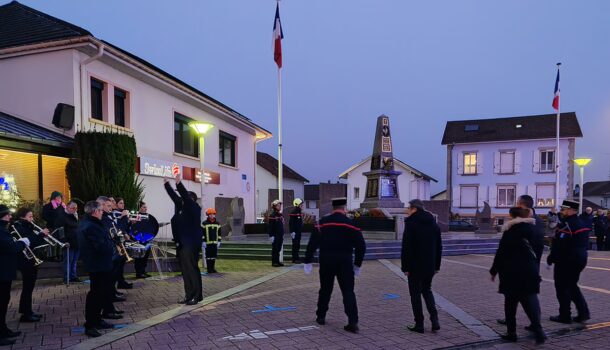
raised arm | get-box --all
[164,180,182,209]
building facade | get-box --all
[442,113,583,218]
[583,181,610,209]
[0,2,272,237]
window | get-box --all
[0,150,39,202]
[114,88,127,127]
[353,187,360,199]
[499,151,515,174]
[460,186,478,207]
[174,113,199,157]
[540,150,555,172]
[219,131,236,167]
[42,155,70,201]
[497,185,516,207]
[306,200,317,209]
[91,78,104,120]
[463,152,477,175]
[536,185,555,207]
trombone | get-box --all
[31,222,66,249]
[10,225,43,266]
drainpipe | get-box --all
[79,44,104,131]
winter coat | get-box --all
[42,202,64,230]
[77,215,114,273]
[547,214,590,268]
[593,215,608,238]
[401,210,442,277]
[0,220,26,281]
[12,220,47,269]
[289,207,303,234]
[490,217,541,296]
[55,210,79,247]
[268,210,284,239]
[304,211,366,266]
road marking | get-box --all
[472,254,610,272]
[252,304,297,313]
[379,259,498,340]
[67,266,298,350]
[382,293,400,300]
[221,325,319,341]
[443,258,610,296]
[590,257,610,261]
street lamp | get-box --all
[573,158,591,214]
[189,121,214,206]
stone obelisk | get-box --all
[360,115,404,209]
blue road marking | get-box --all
[252,305,297,313]
[383,293,400,300]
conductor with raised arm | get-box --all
[164,175,203,305]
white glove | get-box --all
[291,232,296,240]
[217,242,221,248]
[353,265,361,278]
[304,263,313,274]
[202,242,207,248]
[269,236,275,244]
[18,237,30,247]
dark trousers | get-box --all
[204,244,218,259]
[271,235,284,264]
[407,274,438,325]
[291,232,301,262]
[179,246,202,301]
[596,235,605,251]
[504,293,542,334]
[317,259,358,325]
[18,266,37,315]
[85,271,113,328]
[114,257,127,284]
[0,281,11,332]
[554,264,590,318]
[134,250,151,275]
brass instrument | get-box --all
[128,212,149,221]
[110,222,133,263]
[10,225,43,266]
[31,222,66,249]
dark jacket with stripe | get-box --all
[289,207,303,234]
[202,219,222,244]
[547,214,590,268]
[401,210,442,276]
[268,210,284,239]
[0,220,26,282]
[304,211,366,267]
[78,215,115,273]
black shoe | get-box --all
[500,333,517,342]
[19,314,41,323]
[178,298,188,304]
[431,321,440,331]
[112,295,126,302]
[550,315,572,324]
[316,317,326,325]
[96,320,114,329]
[70,277,81,282]
[135,274,147,279]
[534,331,547,345]
[117,282,133,290]
[344,324,359,333]
[185,299,199,306]
[0,338,16,345]
[115,291,125,297]
[113,309,125,315]
[573,315,590,323]
[31,313,43,319]
[85,327,102,337]
[407,324,424,333]
[101,313,123,320]
[272,263,284,267]
[0,329,21,338]
[497,318,507,325]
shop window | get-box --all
[174,113,199,157]
[0,150,39,203]
[42,155,70,201]
[219,131,236,167]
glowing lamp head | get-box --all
[188,122,214,136]
[573,158,592,167]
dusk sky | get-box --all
[18,0,610,192]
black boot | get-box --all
[210,259,218,273]
[206,259,213,274]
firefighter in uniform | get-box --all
[202,208,222,274]
[547,199,591,324]
[268,200,285,267]
[289,198,304,263]
[304,198,366,334]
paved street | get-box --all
[4,252,610,349]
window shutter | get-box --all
[478,185,486,208]
[493,152,500,174]
[514,151,521,173]
[489,185,498,207]
[516,185,526,203]
[452,186,460,208]
[457,153,464,175]
[526,184,536,199]
[532,150,540,172]
[476,153,483,174]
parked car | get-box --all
[449,220,478,232]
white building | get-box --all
[0,2,272,237]
[583,181,610,209]
[442,113,583,218]
[255,152,309,217]
[339,156,436,210]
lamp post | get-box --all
[573,158,591,214]
[189,122,214,207]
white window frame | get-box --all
[459,185,478,208]
[497,185,516,207]
[463,152,477,175]
[535,184,555,208]
[499,151,515,174]
[353,187,360,199]
[540,150,555,173]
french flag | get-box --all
[273,3,284,68]
[552,68,560,111]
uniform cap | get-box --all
[561,199,579,210]
[331,197,347,207]
[293,198,303,206]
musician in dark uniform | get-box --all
[12,208,49,323]
[113,197,133,289]
[289,198,304,263]
[547,199,591,324]
[0,205,30,346]
[55,201,80,283]
[133,201,159,278]
[78,200,117,338]
[268,199,285,267]
[164,175,203,305]
[304,198,366,333]
[202,208,222,274]
[41,191,65,230]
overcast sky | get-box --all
[19,0,610,192]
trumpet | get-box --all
[31,222,66,249]
[10,225,43,266]
[110,223,133,263]
[128,212,149,221]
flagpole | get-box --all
[555,62,561,209]
[276,0,284,262]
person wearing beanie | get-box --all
[42,191,65,230]
[201,208,222,274]
[0,205,31,345]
